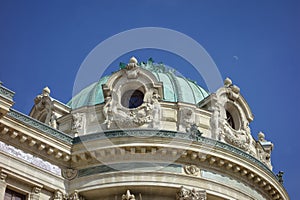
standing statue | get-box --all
[103,96,113,128]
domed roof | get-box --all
[67,60,209,109]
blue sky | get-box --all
[0,0,299,199]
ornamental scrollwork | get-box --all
[221,124,251,152]
[103,88,161,129]
[184,165,200,176]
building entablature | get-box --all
[0,109,72,167]
[69,130,288,200]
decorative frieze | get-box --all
[0,141,61,175]
[176,186,206,200]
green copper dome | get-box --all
[67,61,209,109]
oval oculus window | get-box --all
[121,90,144,109]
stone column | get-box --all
[29,186,42,200]
[0,172,7,199]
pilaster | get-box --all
[0,172,7,199]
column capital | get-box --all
[0,172,7,182]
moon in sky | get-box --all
[233,56,239,60]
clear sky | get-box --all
[0,0,299,199]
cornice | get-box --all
[0,84,15,101]
[7,109,73,144]
[71,129,288,200]
[0,109,73,166]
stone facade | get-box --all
[0,58,289,199]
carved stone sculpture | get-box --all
[122,190,136,200]
[49,112,58,129]
[30,87,54,124]
[209,94,222,140]
[276,171,284,184]
[144,89,161,128]
[125,57,140,79]
[222,124,251,152]
[188,124,202,139]
[209,82,253,153]
[69,190,84,200]
[104,88,161,129]
[176,186,206,200]
[179,108,194,132]
[257,132,274,169]
[72,113,86,134]
[184,165,200,176]
[103,96,113,128]
[52,190,65,200]
[0,172,7,182]
[62,168,78,180]
[30,186,42,200]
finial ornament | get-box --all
[224,77,232,87]
[129,56,138,64]
[258,131,266,142]
[125,57,139,71]
[43,86,51,96]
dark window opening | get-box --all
[121,90,144,109]
[226,110,235,130]
[4,188,26,200]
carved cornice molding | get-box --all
[0,84,15,101]
[0,120,72,166]
[7,109,73,144]
[71,137,287,200]
[73,129,270,173]
[0,84,15,117]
